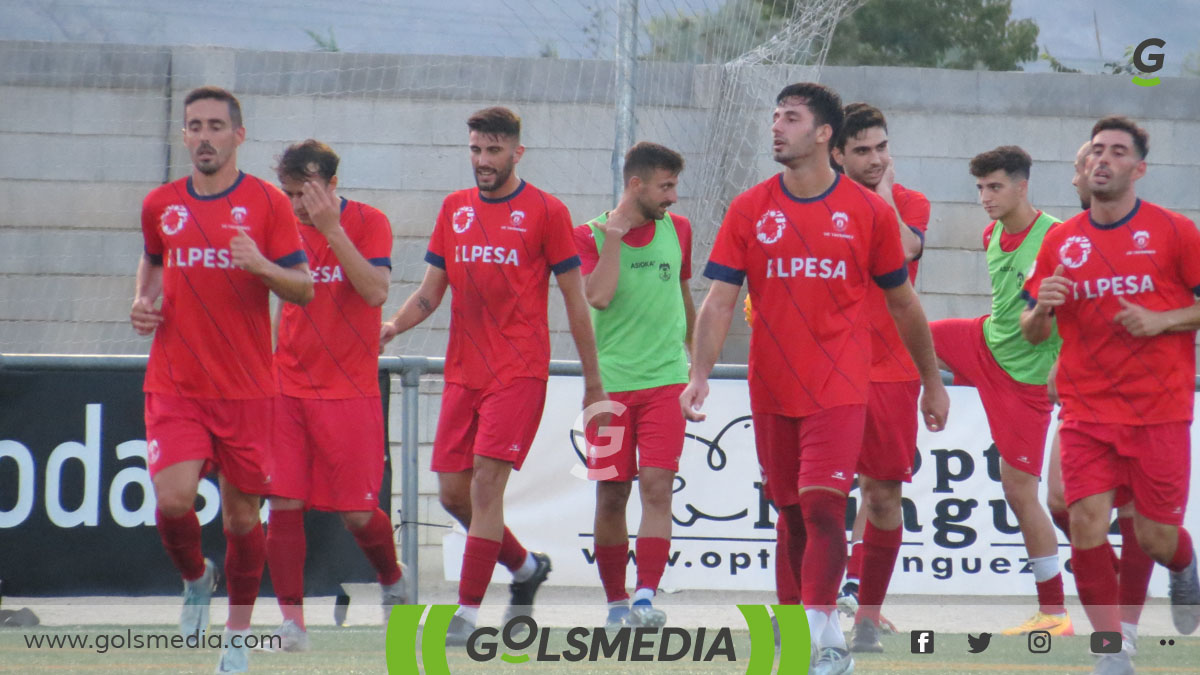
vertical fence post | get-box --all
[612,0,638,204]
[399,358,424,603]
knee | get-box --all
[439,492,470,521]
[1134,527,1176,564]
[153,485,196,519]
[222,506,261,536]
[1002,479,1037,513]
[1045,492,1067,516]
[342,511,372,532]
[596,483,631,516]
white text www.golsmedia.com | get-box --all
[23,629,282,654]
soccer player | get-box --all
[379,107,607,644]
[1044,140,1154,655]
[574,142,694,628]
[929,146,1070,637]
[1022,115,1200,673]
[681,82,948,675]
[264,139,402,651]
[831,102,929,651]
[131,86,313,673]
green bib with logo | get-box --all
[982,211,1062,384]
[588,212,689,393]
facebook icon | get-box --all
[911,630,935,654]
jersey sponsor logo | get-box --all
[167,247,235,269]
[160,205,189,236]
[1058,235,1093,269]
[310,265,345,283]
[454,244,520,266]
[755,210,787,245]
[630,260,657,269]
[452,206,475,234]
[765,256,848,280]
[504,210,527,232]
[659,262,672,281]
[1071,274,1156,300]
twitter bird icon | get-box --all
[967,633,992,653]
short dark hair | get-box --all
[184,86,242,128]
[1091,115,1149,159]
[969,145,1032,181]
[467,106,521,140]
[775,82,843,148]
[623,142,684,183]
[276,139,339,182]
[836,102,887,151]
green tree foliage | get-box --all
[820,0,1039,70]
[645,0,782,63]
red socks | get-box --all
[156,509,206,581]
[1072,542,1120,633]
[459,536,501,607]
[1117,517,1154,625]
[856,521,901,623]
[775,516,802,605]
[498,527,528,572]
[224,526,267,631]
[846,542,864,582]
[266,509,307,629]
[351,509,402,586]
[595,544,630,603]
[796,490,848,610]
[635,537,669,593]
[1036,574,1067,616]
[1168,528,1195,572]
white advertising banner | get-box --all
[444,377,1200,597]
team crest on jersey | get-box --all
[147,439,161,465]
[160,205,189,236]
[504,210,527,232]
[755,210,787,245]
[1059,235,1093,269]
[659,262,671,281]
[452,206,475,234]
[231,206,247,225]
[1133,230,1150,249]
[831,211,849,232]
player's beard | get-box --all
[474,162,514,192]
[193,143,223,176]
[638,194,669,222]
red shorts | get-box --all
[432,377,547,472]
[752,405,866,506]
[271,395,385,511]
[144,392,273,495]
[931,317,1052,477]
[1059,419,1191,525]
[858,380,921,482]
[584,383,687,482]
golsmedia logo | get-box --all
[385,604,810,673]
[1131,38,1165,87]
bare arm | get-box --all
[130,254,164,336]
[380,265,449,350]
[583,201,639,309]
[229,231,314,305]
[1020,264,1068,345]
[679,279,740,421]
[1114,297,1200,336]
[557,268,608,410]
[304,180,390,307]
[681,278,696,357]
[883,280,948,431]
[876,161,923,262]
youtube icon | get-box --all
[1090,631,1121,654]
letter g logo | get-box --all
[1131,38,1165,87]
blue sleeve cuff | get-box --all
[551,255,582,275]
[145,250,163,266]
[703,261,746,286]
[274,250,308,268]
[424,250,446,269]
[1020,289,1036,309]
[909,226,926,261]
[369,256,392,269]
[873,265,908,289]
[1193,285,1200,297]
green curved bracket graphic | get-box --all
[420,605,458,675]
[736,604,775,674]
[1132,76,1161,87]
[501,652,531,664]
[772,604,812,674]
[384,604,427,675]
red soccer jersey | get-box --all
[141,172,305,399]
[864,183,931,382]
[574,212,693,280]
[1023,199,1200,425]
[276,198,393,399]
[706,173,908,417]
[425,180,580,389]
